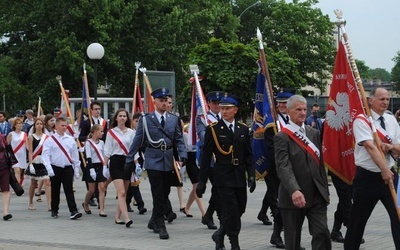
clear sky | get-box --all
[314,0,400,72]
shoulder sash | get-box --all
[13,132,27,154]
[32,134,49,160]
[108,129,128,155]
[87,139,105,165]
[51,135,73,164]
[356,114,393,144]
[281,124,320,166]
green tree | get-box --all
[236,0,336,91]
[392,51,400,93]
[355,59,371,79]
[369,68,391,82]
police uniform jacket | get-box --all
[126,112,187,172]
[199,119,255,188]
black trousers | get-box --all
[126,185,145,208]
[330,173,352,227]
[50,165,78,213]
[344,167,400,250]
[217,186,246,236]
[147,169,172,226]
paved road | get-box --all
[0,174,395,250]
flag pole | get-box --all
[334,10,400,220]
[132,61,141,114]
[37,97,42,118]
[139,67,155,113]
[83,63,93,125]
[189,65,209,125]
[56,75,87,167]
[256,28,277,124]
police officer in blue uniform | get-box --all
[125,87,187,240]
[197,93,255,250]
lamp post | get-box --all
[238,0,261,19]
[86,43,105,100]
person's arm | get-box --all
[27,135,33,165]
[6,132,12,145]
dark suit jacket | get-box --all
[79,118,108,142]
[199,120,255,188]
[274,125,329,209]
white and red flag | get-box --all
[322,41,364,184]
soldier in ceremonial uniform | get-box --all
[125,87,187,240]
[197,93,255,250]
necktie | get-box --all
[229,124,234,134]
[299,127,305,134]
[161,115,165,128]
[379,116,386,130]
[216,114,220,121]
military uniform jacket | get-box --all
[274,125,329,209]
[199,119,255,188]
[126,112,187,172]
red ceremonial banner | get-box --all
[322,41,364,184]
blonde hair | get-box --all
[88,124,102,139]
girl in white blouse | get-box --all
[104,109,135,227]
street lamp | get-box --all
[86,43,105,100]
[238,0,261,19]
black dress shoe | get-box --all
[331,230,345,243]
[3,214,12,221]
[167,212,177,223]
[127,206,134,212]
[202,216,217,230]
[270,234,285,249]
[257,215,272,225]
[138,207,147,214]
[158,226,169,239]
[82,203,92,214]
[89,199,98,207]
[125,220,133,228]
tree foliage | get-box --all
[392,52,400,92]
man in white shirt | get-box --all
[344,87,400,249]
[42,117,82,220]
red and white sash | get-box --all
[13,132,27,154]
[108,129,129,155]
[87,139,105,165]
[51,135,73,164]
[66,124,75,137]
[356,114,393,144]
[32,134,49,160]
[281,124,321,166]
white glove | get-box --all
[73,133,79,139]
[135,164,142,177]
[89,168,96,181]
[47,167,55,177]
[74,167,81,179]
[102,166,110,179]
[78,147,84,153]
[29,164,35,175]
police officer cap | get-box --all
[206,91,223,102]
[15,110,25,116]
[151,87,170,99]
[219,93,239,107]
[53,107,61,113]
[276,88,295,103]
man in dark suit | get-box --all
[197,93,256,250]
[125,87,187,240]
[274,95,331,250]
[0,111,12,136]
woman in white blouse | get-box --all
[104,109,135,227]
[7,118,28,185]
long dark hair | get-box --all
[110,109,131,128]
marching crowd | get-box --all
[0,86,399,250]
